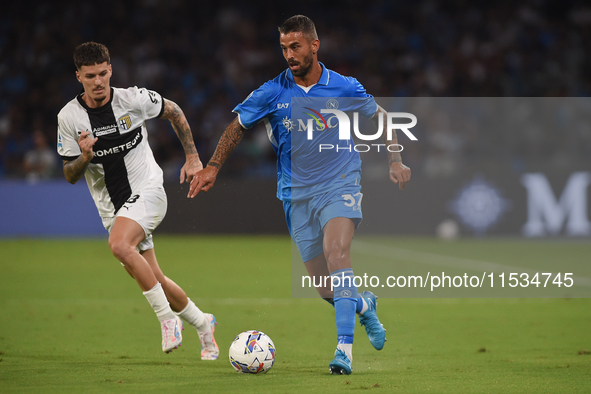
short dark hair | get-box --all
[73,42,110,70]
[278,15,318,41]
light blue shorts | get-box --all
[284,171,363,263]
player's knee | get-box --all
[324,242,349,268]
[109,237,133,263]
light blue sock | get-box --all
[331,268,358,345]
[325,296,365,314]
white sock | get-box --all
[359,297,369,315]
[337,343,353,363]
[177,298,209,333]
[143,282,176,321]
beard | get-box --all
[290,51,314,77]
[90,87,108,103]
[93,95,107,104]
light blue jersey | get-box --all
[233,63,377,202]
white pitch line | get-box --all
[353,240,591,287]
[5,298,312,306]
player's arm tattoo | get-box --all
[62,157,90,184]
[373,106,402,164]
[207,117,245,169]
[161,99,199,157]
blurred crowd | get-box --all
[1,0,590,182]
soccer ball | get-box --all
[229,330,276,374]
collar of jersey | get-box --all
[285,62,329,86]
[77,87,115,112]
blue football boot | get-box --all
[329,348,352,375]
[358,291,386,350]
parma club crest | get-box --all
[118,115,132,131]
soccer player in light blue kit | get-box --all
[189,15,411,374]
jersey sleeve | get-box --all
[350,77,378,118]
[57,113,82,161]
[232,84,273,129]
[135,87,165,120]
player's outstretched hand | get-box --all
[389,161,411,190]
[78,130,98,161]
[180,154,203,184]
[188,165,219,198]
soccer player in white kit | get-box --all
[57,42,219,359]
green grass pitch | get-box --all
[0,236,590,393]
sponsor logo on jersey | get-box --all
[291,98,418,154]
[93,124,118,137]
[118,115,132,130]
[147,90,159,104]
[93,130,142,158]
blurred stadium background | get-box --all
[0,0,590,238]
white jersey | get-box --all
[57,86,164,219]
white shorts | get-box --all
[101,185,168,252]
